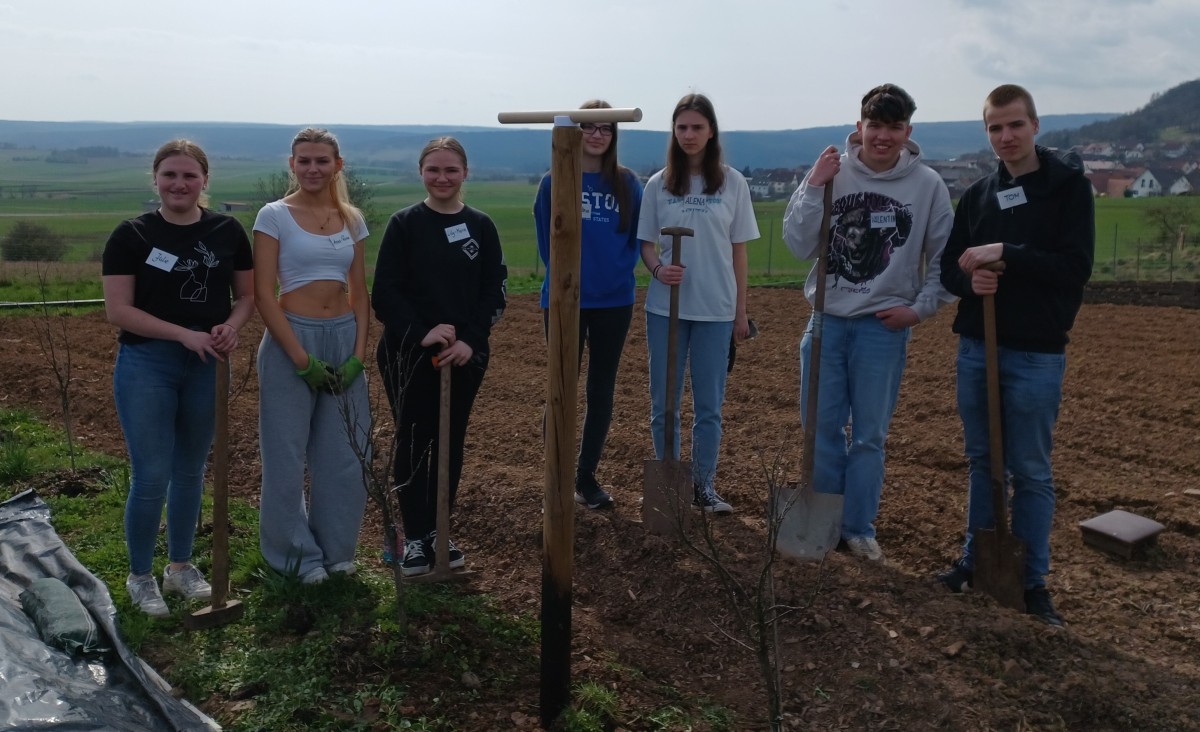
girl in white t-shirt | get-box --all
[253,127,370,584]
[637,94,759,513]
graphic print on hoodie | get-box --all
[829,191,914,286]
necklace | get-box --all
[315,208,334,230]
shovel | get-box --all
[185,359,244,629]
[777,184,843,562]
[410,358,472,583]
[972,263,1025,611]
[642,226,694,535]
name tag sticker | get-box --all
[997,187,1028,210]
[328,232,353,249]
[870,211,896,228]
[146,248,178,272]
[445,223,470,243]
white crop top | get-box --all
[253,200,368,295]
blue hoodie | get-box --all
[535,170,643,309]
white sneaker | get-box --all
[300,567,329,585]
[162,564,212,600]
[326,561,357,576]
[126,574,169,616]
[845,536,884,562]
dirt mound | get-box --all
[3,289,1198,730]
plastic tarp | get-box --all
[0,490,217,730]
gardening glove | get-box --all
[296,354,338,392]
[332,355,364,392]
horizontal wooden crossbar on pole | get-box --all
[497,108,642,125]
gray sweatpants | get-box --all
[257,311,369,579]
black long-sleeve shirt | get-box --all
[371,202,507,358]
[940,146,1094,353]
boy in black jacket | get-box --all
[935,84,1094,626]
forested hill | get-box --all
[1039,78,1200,148]
[0,115,1112,176]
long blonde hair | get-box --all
[289,127,362,232]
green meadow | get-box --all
[1,149,1197,303]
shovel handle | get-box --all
[435,358,452,568]
[211,359,231,609]
[660,227,692,460]
[982,261,1009,538]
[800,185,833,487]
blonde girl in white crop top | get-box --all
[253,127,369,377]
[251,126,371,582]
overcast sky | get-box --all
[2,0,1196,132]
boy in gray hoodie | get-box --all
[783,83,955,561]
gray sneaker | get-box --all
[162,564,212,600]
[845,536,884,562]
[126,574,169,616]
[692,485,734,514]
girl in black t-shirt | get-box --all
[101,140,254,616]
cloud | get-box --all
[950,0,1200,97]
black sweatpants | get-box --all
[543,304,633,478]
[377,334,485,539]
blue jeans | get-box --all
[800,314,910,540]
[114,339,216,576]
[646,314,733,491]
[956,337,1064,589]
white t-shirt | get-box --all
[637,166,759,321]
[253,200,367,295]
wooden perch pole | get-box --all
[542,119,582,726]
[498,106,641,728]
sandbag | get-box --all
[20,576,111,657]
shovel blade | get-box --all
[774,483,843,562]
[974,529,1026,612]
[183,599,244,630]
[642,459,692,536]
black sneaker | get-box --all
[427,530,465,569]
[1024,586,1064,626]
[937,559,974,593]
[692,484,733,514]
[574,473,615,510]
[401,538,431,577]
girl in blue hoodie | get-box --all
[534,99,643,509]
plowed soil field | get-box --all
[3,282,1198,731]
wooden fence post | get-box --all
[498,106,642,729]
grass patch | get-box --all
[0,408,736,730]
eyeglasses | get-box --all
[579,123,614,137]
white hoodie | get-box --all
[782,132,955,321]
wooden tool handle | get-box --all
[800,185,833,486]
[211,359,231,609]
[661,226,692,459]
[436,360,452,567]
[661,226,694,240]
[983,291,1009,537]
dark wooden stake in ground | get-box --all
[497,106,642,728]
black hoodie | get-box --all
[940,146,1094,353]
